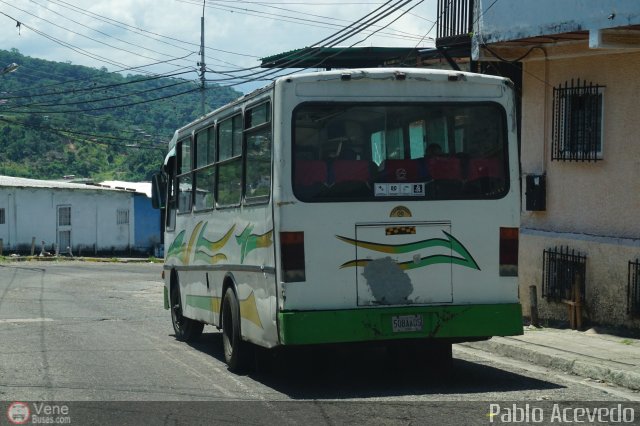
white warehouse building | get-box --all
[0,176,134,255]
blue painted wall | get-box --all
[473,0,640,44]
[134,194,160,254]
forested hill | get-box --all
[0,49,243,181]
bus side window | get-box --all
[217,115,243,207]
[245,102,272,202]
[177,137,193,213]
[194,126,216,211]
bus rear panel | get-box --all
[273,69,521,346]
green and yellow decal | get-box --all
[166,222,206,265]
[194,223,235,264]
[166,230,187,262]
[337,231,480,271]
[235,224,273,264]
[185,291,263,329]
[167,222,273,265]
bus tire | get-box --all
[170,282,204,342]
[222,289,251,372]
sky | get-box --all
[0,0,438,93]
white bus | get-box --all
[154,68,522,372]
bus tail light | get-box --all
[499,227,519,277]
[280,232,306,282]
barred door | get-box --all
[57,205,71,254]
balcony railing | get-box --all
[436,0,473,46]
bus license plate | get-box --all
[391,314,423,332]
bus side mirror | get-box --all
[151,172,167,209]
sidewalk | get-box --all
[461,326,640,391]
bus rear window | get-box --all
[292,103,509,202]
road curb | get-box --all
[461,338,640,391]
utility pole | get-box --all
[199,1,206,116]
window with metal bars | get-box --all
[628,259,640,317]
[542,246,586,302]
[58,206,71,226]
[117,209,129,225]
[552,79,604,162]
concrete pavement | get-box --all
[461,326,640,391]
[4,255,639,392]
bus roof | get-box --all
[273,67,510,86]
[164,68,512,155]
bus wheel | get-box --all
[170,283,204,342]
[221,289,251,372]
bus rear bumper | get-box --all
[278,303,522,345]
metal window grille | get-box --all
[0,208,4,224]
[542,246,587,302]
[552,79,604,162]
[437,0,473,40]
[58,206,71,226]
[628,259,640,317]
[117,209,129,225]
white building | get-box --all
[0,176,134,255]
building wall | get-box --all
[519,44,640,328]
[133,194,160,254]
[473,0,640,46]
[0,187,133,254]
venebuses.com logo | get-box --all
[6,402,71,425]
[6,402,30,425]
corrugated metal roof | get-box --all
[0,175,123,192]
[260,47,420,69]
[99,180,152,197]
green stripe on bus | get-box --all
[164,286,169,310]
[186,295,216,311]
[278,303,522,345]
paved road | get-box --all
[0,262,638,425]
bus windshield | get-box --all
[293,102,508,202]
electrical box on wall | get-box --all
[525,174,546,211]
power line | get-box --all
[8,80,194,109]
[204,0,408,77]
[178,0,426,42]
[2,1,188,72]
[25,0,198,71]
[0,12,152,73]
[202,0,415,86]
[2,86,201,114]
[0,52,198,98]
[46,0,260,61]
[203,0,427,42]
[0,69,194,101]
[0,116,164,151]
[1,0,426,144]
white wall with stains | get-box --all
[0,178,134,255]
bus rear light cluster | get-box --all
[499,227,519,277]
[280,231,306,282]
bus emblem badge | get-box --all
[390,206,412,218]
